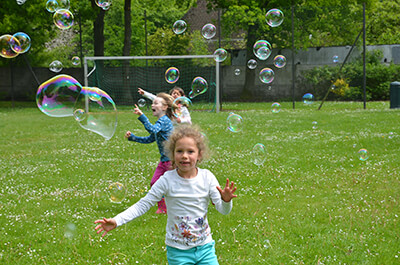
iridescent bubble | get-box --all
[165,67,180,84]
[266,9,284,27]
[9,32,31,54]
[190,77,208,98]
[58,0,70,9]
[273,55,286,68]
[227,113,243,133]
[138,98,146,107]
[213,48,228,63]
[0,35,19,59]
[64,223,76,239]
[201,23,216,39]
[173,96,191,119]
[53,9,74,30]
[259,68,274,84]
[247,59,257,70]
[73,108,87,122]
[253,40,272,60]
[234,69,241,76]
[95,0,112,10]
[312,121,318,129]
[46,0,59,12]
[71,56,80,66]
[36,74,82,117]
[358,148,368,161]
[333,55,339,63]
[49,60,63,73]
[172,20,187,34]
[302,93,314,104]
[271,102,281,113]
[73,86,117,140]
[252,143,266,166]
[108,182,126,203]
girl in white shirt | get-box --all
[95,124,237,265]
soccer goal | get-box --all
[83,55,220,112]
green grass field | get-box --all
[1,101,399,264]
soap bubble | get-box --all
[108,182,126,203]
[73,86,118,140]
[201,23,216,39]
[95,0,112,10]
[172,20,187,34]
[302,93,314,104]
[213,48,228,62]
[46,0,59,12]
[9,32,31,54]
[259,68,274,84]
[138,98,146,107]
[247,59,257,69]
[271,102,281,113]
[64,223,76,239]
[312,121,318,129]
[234,69,241,76]
[253,40,272,60]
[266,9,284,27]
[358,148,368,161]
[36,74,82,117]
[53,9,74,30]
[227,113,243,133]
[333,55,339,63]
[0,35,19,59]
[71,56,80,66]
[58,0,70,9]
[173,96,191,119]
[273,55,286,68]
[16,0,26,5]
[252,143,266,166]
[49,60,63,73]
[165,67,180,84]
[190,77,208,98]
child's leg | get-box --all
[166,242,219,265]
[196,241,219,265]
[151,161,171,213]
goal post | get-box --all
[83,55,220,113]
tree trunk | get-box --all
[122,0,133,104]
[241,23,259,101]
[91,0,105,56]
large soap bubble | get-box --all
[165,67,180,84]
[0,34,20,59]
[253,40,272,60]
[189,77,208,98]
[73,86,117,140]
[36,74,82,117]
[53,9,74,30]
[265,9,284,27]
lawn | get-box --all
[0,101,399,264]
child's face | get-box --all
[151,97,167,118]
[174,136,201,177]
[171,90,182,99]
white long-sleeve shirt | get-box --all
[114,168,232,250]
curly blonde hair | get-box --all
[164,124,209,168]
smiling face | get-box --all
[151,97,168,118]
[174,136,202,178]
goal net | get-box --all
[83,55,220,112]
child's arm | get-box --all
[138,87,156,101]
[216,178,237,202]
[139,114,170,135]
[209,173,237,215]
[94,218,117,237]
[125,130,156,144]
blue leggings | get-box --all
[166,241,219,265]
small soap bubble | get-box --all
[312,121,318,129]
[64,223,76,239]
[74,86,118,140]
[53,9,74,30]
[266,8,284,27]
[358,148,368,161]
[273,55,286,68]
[138,98,146,107]
[213,48,228,63]
[165,67,180,84]
[190,77,208,98]
[252,143,266,166]
[71,56,80,66]
[227,113,243,133]
[302,93,314,104]
[73,109,87,122]
[333,55,339,63]
[0,35,19,59]
[16,0,26,5]
[108,182,126,203]
[234,69,241,76]
[172,20,187,34]
[10,32,31,54]
[46,0,59,12]
[253,40,272,60]
[259,68,274,84]
[247,59,257,70]
[271,102,281,113]
[49,60,63,73]
[36,74,82,117]
[201,23,216,39]
[95,0,112,9]
[58,0,70,9]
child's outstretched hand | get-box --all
[125,131,132,138]
[217,178,237,202]
[94,217,117,237]
[133,104,143,116]
[138,87,144,95]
